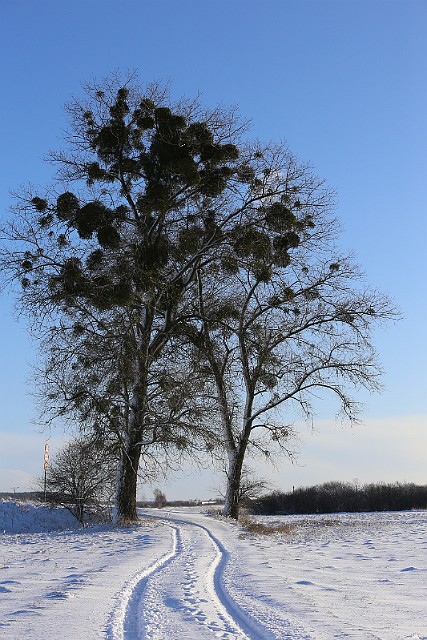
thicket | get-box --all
[250,481,427,515]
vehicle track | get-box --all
[109,512,273,640]
[192,519,276,640]
[106,524,179,640]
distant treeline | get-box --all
[250,481,427,515]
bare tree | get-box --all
[153,488,167,508]
[42,437,116,525]
[183,185,397,519]
[217,465,270,508]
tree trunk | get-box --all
[114,439,141,524]
[223,444,247,519]
[113,366,148,525]
[75,497,84,525]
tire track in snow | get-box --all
[106,524,179,640]
[199,521,276,640]
[142,512,275,640]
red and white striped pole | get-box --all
[43,443,49,501]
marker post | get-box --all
[43,443,49,501]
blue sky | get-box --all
[0,0,426,499]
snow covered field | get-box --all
[0,501,426,639]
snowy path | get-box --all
[112,509,427,640]
[112,511,272,640]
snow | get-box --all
[0,499,78,534]
[1,500,426,639]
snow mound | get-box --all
[0,499,79,533]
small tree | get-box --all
[42,437,116,524]
[153,488,167,508]
[217,466,270,508]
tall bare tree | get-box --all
[182,192,397,519]
[2,74,335,522]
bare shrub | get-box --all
[239,514,296,537]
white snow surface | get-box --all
[0,500,426,639]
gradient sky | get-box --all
[0,0,426,499]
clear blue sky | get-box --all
[0,0,426,498]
